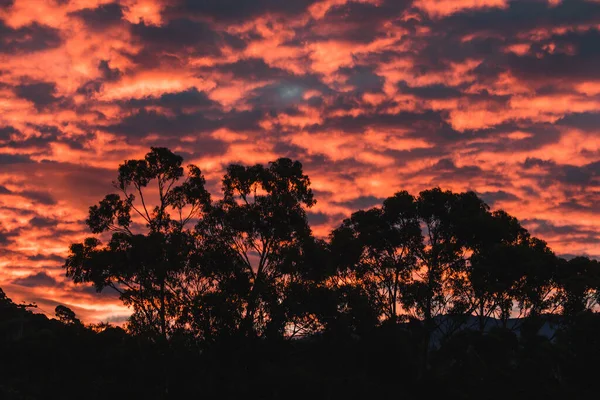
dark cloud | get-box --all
[77,80,103,97]
[338,65,384,93]
[307,211,329,225]
[523,218,600,245]
[430,158,483,178]
[105,108,221,138]
[122,88,218,111]
[403,1,600,89]
[557,112,600,132]
[12,271,59,288]
[398,82,463,100]
[4,124,93,152]
[0,225,17,245]
[209,58,288,81]
[98,60,122,81]
[102,314,131,323]
[78,284,121,299]
[307,0,412,43]
[77,60,122,96]
[28,216,58,229]
[19,190,56,205]
[335,195,386,211]
[70,2,125,31]
[247,77,333,110]
[319,109,456,136]
[0,154,33,164]
[166,0,319,22]
[508,29,600,82]
[0,21,62,53]
[459,123,562,155]
[523,158,600,187]
[558,197,600,213]
[437,0,600,38]
[14,82,62,110]
[0,125,19,141]
[131,19,245,63]
[477,190,520,206]
[27,253,66,263]
[220,109,264,132]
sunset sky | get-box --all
[0,0,599,323]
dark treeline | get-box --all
[1,147,599,399]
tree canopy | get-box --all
[2,147,599,399]
[63,148,600,343]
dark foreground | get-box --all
[1,292,598,400]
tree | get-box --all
[555,256,600,319]
[461,210,530,331]
[64,147,211,341]
[513,237,559,320]
[330,191,422,326]
[401,189,490,337]
[55,305,81,326]
[194,158,322,339]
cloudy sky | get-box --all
[0,0,599,322]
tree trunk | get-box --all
[478,300,485,333]
[160,280,167,341]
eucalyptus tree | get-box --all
[55,305,82,326]
[512,237,559,320]
[64,147,211,341]
[194,157,323,339]
[400,189,491,337]
[461,210,530,330]
[330,191,422,326]
[555,256,600,319]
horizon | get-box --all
[1,0,599,324]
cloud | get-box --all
[77,60,123,97]
[334,195,387,210]
[12,272,59,288]
[28,216,59,228]
[69,3,126,31]
[0,126,19,141]
[207,58,289,81]
[19,190,57,205]
[476,190,520,206]
[104,108,221,138]
[121,88,218,110]
[0,154,33,164]
[131,18,245,61]
[166,0,320,22]
[508,29,600,83]
[14,82,63,110]
[522,158,600,186]
[0,21,62,53]
[557,112,600,132]
[0,0,14,9]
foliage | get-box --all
[4,146,597,398]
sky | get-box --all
[0,0,599,323]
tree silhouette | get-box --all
[400,189,490,341]
[47,147,600,399]
[462,210,530,330]
[55,305,81,326]
[65,147,211,341]
[330,190,422,325]
[555,256,600,319]
[513,237,559,320]
[195,158,321,339]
